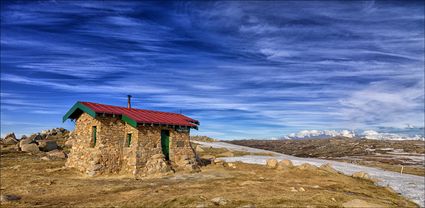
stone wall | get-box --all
[66,112,104,175]
[66,112,197,176]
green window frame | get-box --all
[127,133,132,147]
[92,126,97,147]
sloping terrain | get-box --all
[0,147,417,207]
[228,138,425,176]
[195,141,425,207]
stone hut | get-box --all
[63,100,199,177]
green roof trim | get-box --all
[122,115,138,128]
[62,102,96,122]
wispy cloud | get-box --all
[1,1,423,139]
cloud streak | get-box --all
[1,1,424,139]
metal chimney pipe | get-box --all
[127,95,132,109]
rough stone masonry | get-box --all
[66,111,198,177]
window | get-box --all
[127,133,132,147]
[92,126,97,147]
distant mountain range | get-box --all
[282,127,424,141]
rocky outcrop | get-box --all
[28,134,43,141]
[19,137,34,148]
[3,133,18,145]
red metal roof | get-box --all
[79,101,199,128]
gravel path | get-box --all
[194,141,425,207]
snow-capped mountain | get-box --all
[284,129,356,140]
[362,130,424,141]
[284,128,424,140]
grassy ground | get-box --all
[193,143,275,158]
[0,148,418,208]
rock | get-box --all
[19,137,34,148]
[342,199,383,208]
[320,163,338,173]
[46,167,66,173]
[29,134,43,141]
[226,163,237,169]
[290,187,298,192]
[64,139,74,148]
[277,159,293,170]
[195,145,205,152]
[47,150,67,159]
[142,154,173,177]
[0,194,21,202]
[37,140,58,152]
[213,159,224,165]
[211,197,228,206]
[297,163,318,171]
[20,143,40,153]
[298,187,305,192]
[196,203,208,208]
[201,154,215,160]
[266,159,278,168]
[352,171,370,180]
[218,151,234,157]
[3,133,18,145]
[240,204,256,208]
[41,156,51,161]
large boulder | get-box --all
[21,143,40,153]
[277,159,293,170]
[19,137,34,148]
[37,140,58,152]
[3,133,18,145]
[266,159,278,168]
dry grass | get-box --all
[193,143,275,158]
[0,148,418,208]
[229,138,425,176]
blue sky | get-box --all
[1,1,424,139]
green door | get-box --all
[161,130,170,160]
